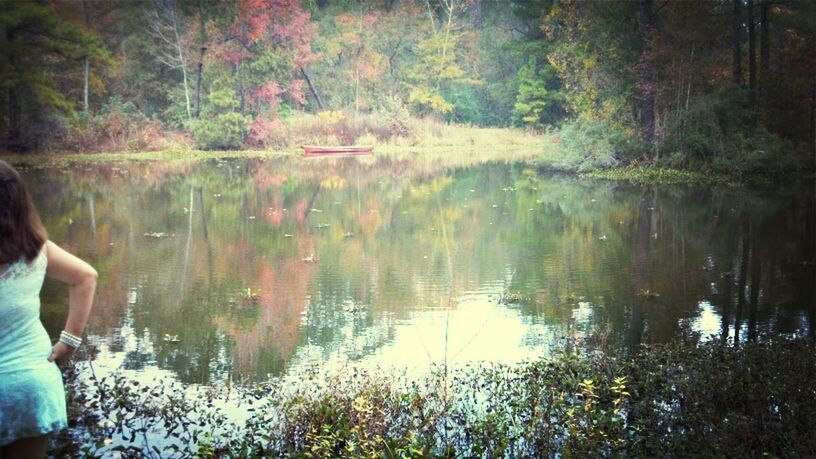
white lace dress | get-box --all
[0,250,67,445]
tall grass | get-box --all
[280,111,540,151]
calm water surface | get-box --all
[20,157,816,385]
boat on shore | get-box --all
[301,145,374,157]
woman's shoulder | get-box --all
[0,244,46,281]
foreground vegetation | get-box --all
[55,337,816,458]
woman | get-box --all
[0,160,97,458]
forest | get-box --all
[1,0,815,177]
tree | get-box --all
[404,0,469,116]
[733,0,742,85]
[146,0,192,120]
[747,0,757,108]
[208,0,316,146]
[637,0,656,154]
[0,0,105,150]
[512,56,565,127]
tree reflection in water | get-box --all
[22,159,816,385]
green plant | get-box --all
[59,332,816,457]
[543,118,639,172]
[192,89,253,150]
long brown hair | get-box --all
[0,160,47,264]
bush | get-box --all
[58,338,816,458]
[192,88,253,150]
[191,112,253,150]
[662,86,802,179]
[58,97,192,152]
[544,118,638,172]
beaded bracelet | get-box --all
[59,330,82,348]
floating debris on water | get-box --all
[341,299,365,313]
[144,232,174,239]
[501,291,527,304]
[637,289,660,299]
[242,287,261,303]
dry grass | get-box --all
[282,111,541,149]
[2,111,546,169]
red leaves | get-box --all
[287,79,306,105]
[253,81,284,106]
[233,0,315,65]
[247,115,285,148]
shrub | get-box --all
[192,89,252,150]
[191,112,253,150]
[544,118,638,172]
[57,97,192,152]
[662,86,802,179]
[57,338,816,458]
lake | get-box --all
[21,157,816,386]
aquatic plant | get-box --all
[55,337,816,458]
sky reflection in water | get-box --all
[20,157,816,386]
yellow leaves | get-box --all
[325,41,342,58]
[320,175,346,190]
[317,110,345,125]
[408,88,453,114]
[334,13,357,26]
[410,176,453,197]
[340,31,361,46]
[355,52,387,81]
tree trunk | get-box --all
[759,0,769,107]
[194,53,204,118]
[7,87,20,150]
[748,0,757,108]
[83,58,89,113]
[82,0,90,113]
[6,29,21,150]
[194,1,206,119]
[169,2,192,119]
[638,0,656,154]
[811,75,815,171]
[734,214,750,345]
[300,67,324,110]
[733,0,742,85]
[747,226,761,341]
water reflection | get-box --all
[18,158,815,385]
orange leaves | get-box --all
[247,115,285,148]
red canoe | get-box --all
[301,145,374,157]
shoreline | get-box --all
[2,146,795,187]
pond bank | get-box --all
[3,147,792,188]
[58,337,816,458]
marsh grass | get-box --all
[580,165,732,185]
[56,337,816,458]
[1,113,541,170]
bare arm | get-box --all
[44,240,97,364]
